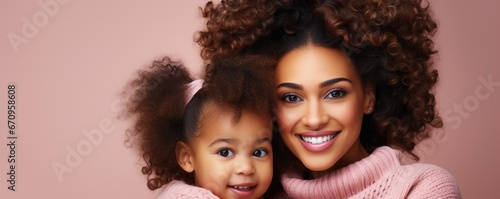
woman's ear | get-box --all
[364,83,376,114]
[176,141,194,173]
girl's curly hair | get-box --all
[196,0,442,160]
[121,55,276,190]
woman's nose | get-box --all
[301,100,328,130]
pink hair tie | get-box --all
[184,79,204,106]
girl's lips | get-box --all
[228,184,255,197]
[296,131,340,152]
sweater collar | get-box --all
[281,146,402,198]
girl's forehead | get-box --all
[201,101,271,124]
[199,101,233,122]
[196,103,272,138]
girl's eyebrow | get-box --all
[208,138,236,147]
[256,137,272,144]
[208,137,272,147]
[276,77,352,90]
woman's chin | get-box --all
[301,159,335,175]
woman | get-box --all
[197,0,461,198]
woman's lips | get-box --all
[300,134,335,144]
[296,131,340,152]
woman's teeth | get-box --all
[300,135,334,144]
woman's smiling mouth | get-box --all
[297,131,340,152]
[300,134,335,144]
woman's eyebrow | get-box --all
[276,82,302,90]
[277,78,352,89]
[319,77,352,88]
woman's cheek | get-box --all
[276,107,297,133]
[342,101,365,124]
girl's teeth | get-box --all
[232,186,252,190]
[301,135,334,144]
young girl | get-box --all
[122,55,278,198]
[196,0,461,198]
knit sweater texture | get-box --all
[155,180,219,199]
[280,146,461,199]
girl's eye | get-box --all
[282,93,302,102]
[217,149,234,157]
[252,149,268,158]
[325,89,346,99]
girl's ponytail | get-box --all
[122,56,195,190]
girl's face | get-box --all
[178,103,273,199]
[274,45,373,177]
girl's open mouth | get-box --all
[228,184,256,197]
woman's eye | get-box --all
[252,149,268,157]
[282,93,302,102]
[217,149,234,157]
[325,89,346,99]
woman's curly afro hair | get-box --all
[196,0,443,160]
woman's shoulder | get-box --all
[155,180,219,199]
[399,162,462,198]
[375,146,461,198]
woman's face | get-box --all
[274,45,373,176]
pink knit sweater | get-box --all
[155,180,219,199]
[280,146,461,198]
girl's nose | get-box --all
[235,157,256,175]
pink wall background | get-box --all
[0,0,498,198]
